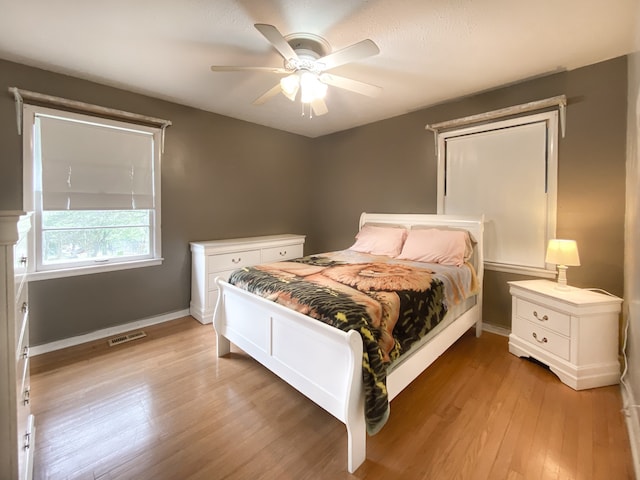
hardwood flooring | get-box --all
[30,317,634,479]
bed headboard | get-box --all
[358,212,484,283]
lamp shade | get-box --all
[545,239,580,266]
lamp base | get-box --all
[555,264,570,290]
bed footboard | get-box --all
[213,279,366,473]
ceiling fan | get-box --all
[210,24,382,117]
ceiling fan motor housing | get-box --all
[285,33,331,68]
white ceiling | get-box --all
[1,1,638,138]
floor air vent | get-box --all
[107,330,147,347]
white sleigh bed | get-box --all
[212,213,484,473]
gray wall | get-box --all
[310,57,628,329]
[0,55,629,343]
[0,59,312,344]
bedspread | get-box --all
[228,250,478,435]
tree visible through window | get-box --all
[41,210,151,265]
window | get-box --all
[23,104,162,279]
[437,111,558,276]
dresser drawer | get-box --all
[15,287,29,348]
[208,269,240,291]
[208,249,261,272]
[208,290,220,312]
[16,313,29,363]
[513,319,570,360]
[262,243,303,263]
[16,405,33,480]
[515,298,570,336]
[14,232,29,302]
[16,343,29,419]
[18,355,30,411]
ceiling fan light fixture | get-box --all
[280,74,300,101]
[300,71,327,104]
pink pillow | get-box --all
[397,228,468,266]
[349,225,408,257]
[412,225,475,262]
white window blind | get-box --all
[36,114,155,211]
[437,111,558,275]
[23,104,163,279]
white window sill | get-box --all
[28,258,163,281]
[485,261,556,278]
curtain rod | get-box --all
[424,95,567,153]
[8,87,172,151]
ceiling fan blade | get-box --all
[317,39,379,71]
[211,65,288,74]
[254,23,298,61]
[252,83,283,105]
[310,98,328,116]
[319,73,382,97]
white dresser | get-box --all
[508,279,622,390]
[190,234,306,324]
[0,211,35,480]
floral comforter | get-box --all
[228,250,478,435]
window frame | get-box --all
[23,104,163,280]
[436,111,558,277]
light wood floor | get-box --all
[30,317,634,480]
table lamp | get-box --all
[545,239,580,290]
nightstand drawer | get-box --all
[515,298,570,336]
[208,249,261,271]
[513,320,570,360]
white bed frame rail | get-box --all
[212,213,484,473]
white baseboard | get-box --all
[622,384,640,480]
[30,309,190,356]
[482,322,511,337]
[27,316,508,355]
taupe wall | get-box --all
[0,55,628,343]
[0,59,312,344]
[310,57,628,328]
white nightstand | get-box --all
[508,279,622,390]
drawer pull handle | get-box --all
[533,311,548,322]
[21,302,28,314]
[22,345,29,359]
[532,332,548,344]
[20,255,28,265]
[23,388,30,406]
[279,250,287,256]
[231,257,241,264]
